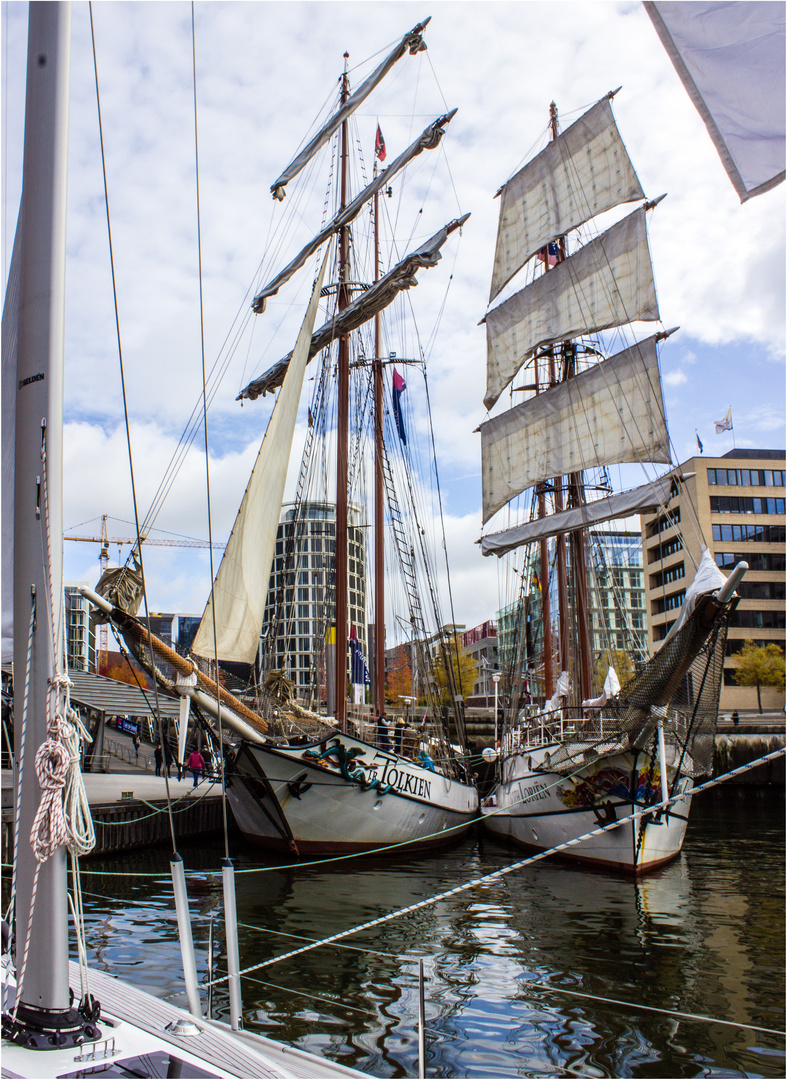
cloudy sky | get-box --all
[3,1,785,639]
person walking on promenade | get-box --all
[186,747,206,789]
[154,743,162,776]
[132,733,140,763]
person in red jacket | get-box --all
[186,747,205,788]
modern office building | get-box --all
[586,531,648,668]
[461,620,498,702]
[262,502,368,701]
[641,449,785,712]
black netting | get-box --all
[539,594,730,777]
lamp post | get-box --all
[492,672,501,751]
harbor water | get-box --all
[71,786,783,1078]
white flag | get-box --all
[714,409,733,434]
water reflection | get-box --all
[75,789,784,1078]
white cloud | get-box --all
[6,0,785,639]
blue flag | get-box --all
[349,625,370,686]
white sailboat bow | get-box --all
[478,93,745,874]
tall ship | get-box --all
[477,94,746,874]
[83,18,479,855]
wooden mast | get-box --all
[548,102,570,680]
[373,157,385,718]
[334,53,351,728]
[548,101,592,703]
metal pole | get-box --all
[222,858,243,1031]
[170,854,202,1018]
[492,673,501,749]
[418,959,426,1078]
[13,0,71,1020]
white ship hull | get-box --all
[481,744,693,875]
[227,732,479,855]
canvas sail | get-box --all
[480,474,676,557]
[239,215,469,400]
[270,19,429,200]
[192,248,331,664]
[484,207,659,410]
[490,97,645,302]
[645,1,785,203]
[255,110,456,312]
[481,336,670,522]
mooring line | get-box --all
[518,980,785,1037]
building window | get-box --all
[708,468,785,487]
[650,562,685,590]
[715,551,786,572]
[710,495,785,515]
[654,589,686,615]
[730,609,786,629]
[646,508,681,539]
[712,523,786,544]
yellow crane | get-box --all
[65,514,225,672]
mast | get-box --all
[547,101,590,704]
[9,0,88,1046]
[334,54,351,728]
[373,161,385,717]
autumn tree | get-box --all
[591,649,635,696]
[732,643,785,713]
[432,635,478,705]
[386,644,412,705]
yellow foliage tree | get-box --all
[732,643,785,713]
[385,644,412,706]
[591,649,635,696]
[433,635,478,705]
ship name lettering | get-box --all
[518,782,549,804]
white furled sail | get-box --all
[485,207,659,410]
[270,19,430,200]
[254,110,456,312]
[240,215,469,400]
[192,249,331,664]
[480,474,676,557]
[480,336,670,523]
[490,97,645,302]
[645,1,785,203]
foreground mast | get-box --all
[11,1,73,1038]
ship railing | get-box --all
[504,705,631,753]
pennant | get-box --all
[532,570,542,592]
[375,124,387,163]
[714,408,733,434]
[696,430,703,454]
[392,368,407,445]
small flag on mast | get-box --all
[696,430,704,454]
[714,408,733,434]
[537,242,559,266]
[375,124,386,163]
[392,368,407,445]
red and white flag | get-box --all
[375,124,386,163]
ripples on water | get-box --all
[74,787,784,1078]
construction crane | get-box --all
[65,514,226,672]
